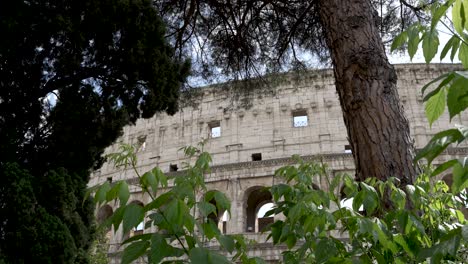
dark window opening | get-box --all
[252,153,262,161]
[209,121,221,138]
[170,164,178,172]
[292,110,308,127]
[106,177,113,183]
[345,145,352,153]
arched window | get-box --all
[97,205,113,242]
[245,187,273,233]
[97,204,113,224]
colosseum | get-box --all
[89,63,468,263]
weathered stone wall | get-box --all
[90,63,468,263]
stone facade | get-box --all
[90,63,468,263]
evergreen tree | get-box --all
[0,0,189,262]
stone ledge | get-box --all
[125,147,468,185]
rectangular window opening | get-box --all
[209,121,221,138]
[293,110,308,127]
[345,145,352,153]
[169,164,178,172]
[252,153,262,161]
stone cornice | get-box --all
[124,147,468,185]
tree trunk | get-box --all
[318,0,417,185]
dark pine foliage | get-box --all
[0,0,189,263]
[154,0,428,81]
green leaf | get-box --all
[431,159,459,177]
[453,0,465,35]
[164,199,188,228]
[207,252,231,264]
[121,240,150,264]
[123,203,144,234]
[458,42,468,68]
[423,72,455,102]
[105,182,120,202]
[451,37,461,61]
[94,181,111,205]
[440,35,457,61]
[111,206,125,231]
[371,248,386,264]
[425,86,446,126]
[415,129,464,164]
[213,191,231,212]
[285,234,297,249]
[465,0,468,30]
[390,188,406,209]
[247,257,267,264]
[422,29,439,63]
[421,72,451,95]
[408,214,426,236]
[201,220,220,239]
[358,218,374,236]
[432,3,450,30]
[121,233,152,245]
[149,233,183,263]
[288,203,305,223]
[353,191,365,212]
[391,31,408,51]
[270,184,291,201]
[152,167,168,187]
[189,248,209,264]
[373,220,398,253]
[343,174,358,197]
[452,157,468,193]
[394,234,414,258]
[218,235,235,253]
[462,225,468,240]
[447,76,468,119]
[315,238,338,263]
[142,171,158,193]
[198,201,216,218]
[361,182,379,214]
[407,25,420,60]
[145,192,173,211]
[119,181,129,206]
[184,213,196,233]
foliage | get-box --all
[89,229,110,264]
[92,144,263,264]
[0,0,188,262]
[391,0,468,192]
[154,0,425,81]
[93,144,468,264]
[268,157,467,263]
[90,2,468,264]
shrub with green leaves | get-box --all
[266,157,467,263]
[90,143,264,264]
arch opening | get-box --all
[245,187,273,232]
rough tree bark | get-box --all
[318,0,417,185]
